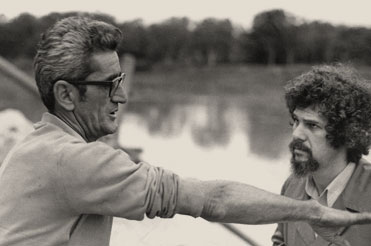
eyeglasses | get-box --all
[67,73,126,97]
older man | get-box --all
[272,65,371,246]
[0,16,370,246]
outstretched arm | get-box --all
[177,179,323,224]
[176,179,370,245]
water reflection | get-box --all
[126,92,292,160]
[128,102,187,137]
[118,85,371,245]
[190,98,231,147]
[115,92,293,246]
[115,66,309,245]
[244,99,292,159]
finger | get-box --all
[356,212,371,224]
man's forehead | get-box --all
[87,51,121,80]
[293,107,327,123]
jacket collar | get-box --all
[34,112,86,142]
[288,159,371,242]
[287,159,371,212]
[305,163,355,207]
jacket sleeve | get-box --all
[56,140,203,220]
[271,177,292,246]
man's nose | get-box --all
[111,84,127,104]
[292,123,306,141]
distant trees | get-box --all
[146,17,191,64]
[333,27,371,64]
[117,17,234,66]
[1,10,371,68]
[241,10,371,65]
[242,10,297,64]
[295,22,339,63]
[0,13,39,58]
[191,18,234,65]
[117,19,148,59]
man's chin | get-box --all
[290,158,320,178]
[108,124,118,134]
[291,164,310,177]
[103,123,118,136]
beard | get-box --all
[289,139,320,177]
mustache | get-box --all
[289,139,312,154]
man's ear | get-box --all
[53,80,77,111]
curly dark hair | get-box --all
[285,64,371,163]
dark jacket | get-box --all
[272,159,371,246]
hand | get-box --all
[311,200,371,227]
[308,200,371,245]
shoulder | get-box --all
[59,140,131,167]
[56,140,138,194]
[282,173,305,190]
[27,120,82,149]
[351,159,371,185]
[351,159,371,183]
[342,159,371,212]
[5,121,80,164]
[32,120,131,161]
[279,173,307,200]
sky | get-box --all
[2,0,371,28]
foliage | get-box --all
[191,18,233,65]
[244,9,297,64]
[1,10,371,68]
[146,17,191,64]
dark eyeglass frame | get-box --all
[66,72,126,97]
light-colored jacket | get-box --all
[0,113,202,246]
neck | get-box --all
[312,151,348,194]
[54,110,90,142]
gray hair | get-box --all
[34,16,122,112]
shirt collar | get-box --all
[305,162,356,207]
[34,112,86,142]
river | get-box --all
[110,92,296,246]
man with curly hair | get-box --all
[272,64,371,246]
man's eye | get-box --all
[306,123,319,129]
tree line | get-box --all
[1,9,371,70]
